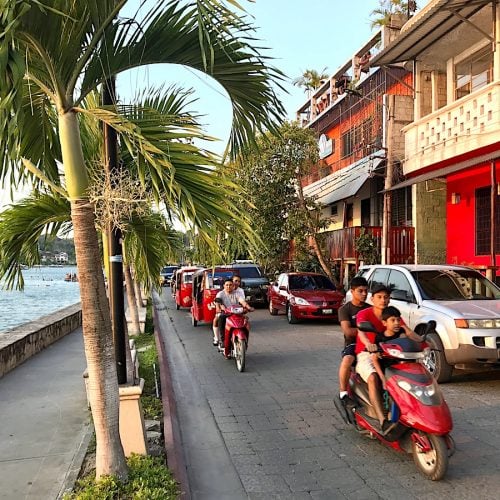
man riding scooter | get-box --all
[214,279,253,358]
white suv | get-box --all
[350,264,500,382]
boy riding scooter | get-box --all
[355,285,422,431]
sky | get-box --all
[117,0,378,154]
[0,0,379,208]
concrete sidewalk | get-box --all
[0,328,90,500]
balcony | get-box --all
[403,82,500,175]
[324,226,414,264]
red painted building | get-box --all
[371,0,500,278]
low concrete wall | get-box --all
[0,303,82,379]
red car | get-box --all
[268,272,344,324]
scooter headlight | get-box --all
[396,379,441,406]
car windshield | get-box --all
[412,269,500,300]
[289,275,335,290]
[208,271,234,288]
[235,267,263,279]
[162,266,178,274]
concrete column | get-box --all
[494,1,500,81]
[119,378,148,456]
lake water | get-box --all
[0,266,81,333]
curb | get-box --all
[153,293,191,499]
[57,420,94,499]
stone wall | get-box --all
[414,180,447,263]
[0,303,82,378]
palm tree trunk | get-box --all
[295,176,334,282]
[71,200,128,479]
[134,278,144,307]
[124,261,141,335]
[60,111,127,480]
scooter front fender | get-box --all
[387,369,453,435]
[231,328,249,342]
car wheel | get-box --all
[269,299,278,316]
[424,333,453,383]
[286,304,299,324]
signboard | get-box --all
[318,134,333,159]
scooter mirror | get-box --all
[357,321,376,332]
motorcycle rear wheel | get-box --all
[234,339,246,372]
[412,433,448,481]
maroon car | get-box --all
[268,272,344,324]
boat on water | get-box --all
[64,273,78,282]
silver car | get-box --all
[349,264,500,382]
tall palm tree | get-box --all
[292,68,329,97]
[370,0,418,28]
[0,0,284,479]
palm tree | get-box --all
[0,0,284,479]
[370,0,418,28]
[292,68,329,97]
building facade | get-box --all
[297,24,416,285]
[371,0,500,279]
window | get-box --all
[341,119,374,159]
[387,270,414,302]
[331,204,338,217]
[475,186,500,255]
[369,268,390,291]
[455,47,493,100]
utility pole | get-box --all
[103,77,127,385]
[381,94,395,265]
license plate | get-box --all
[322,309,333,314]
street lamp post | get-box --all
[103,77,127,385]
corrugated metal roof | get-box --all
[304,154,385,206]
[370,0,491,66]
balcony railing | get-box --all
[324,226,415,264]
[403,81,500,175]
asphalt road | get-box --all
[157,289,500,499]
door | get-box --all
[276,274,289,312]
[386,270,419,328]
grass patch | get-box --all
[65,454,178,500]
[66,300,179,498]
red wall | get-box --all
[446,163,500,268]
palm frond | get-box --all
[0,193,72,289]
[123,212,182,292]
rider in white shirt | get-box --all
[213,279,253,355]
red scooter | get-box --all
[335,321,454,481]
[218,304,250,372]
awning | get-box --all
[386,149,500,191]
[304,154,385,205]
[370,0,491,66]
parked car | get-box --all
[228,262,270,306]
[268,272,344,324]
[160,265,179,287]
[349,264,500,382]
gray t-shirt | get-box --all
[215,290,242,309]
[338,301,370,346]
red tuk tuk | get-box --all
[174,266,201,310]
[190,267,236,327]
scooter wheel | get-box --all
[412,433,448,481]
[234,339,246,372]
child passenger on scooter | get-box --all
[371,306,423,390]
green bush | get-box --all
[65,454,178,499]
